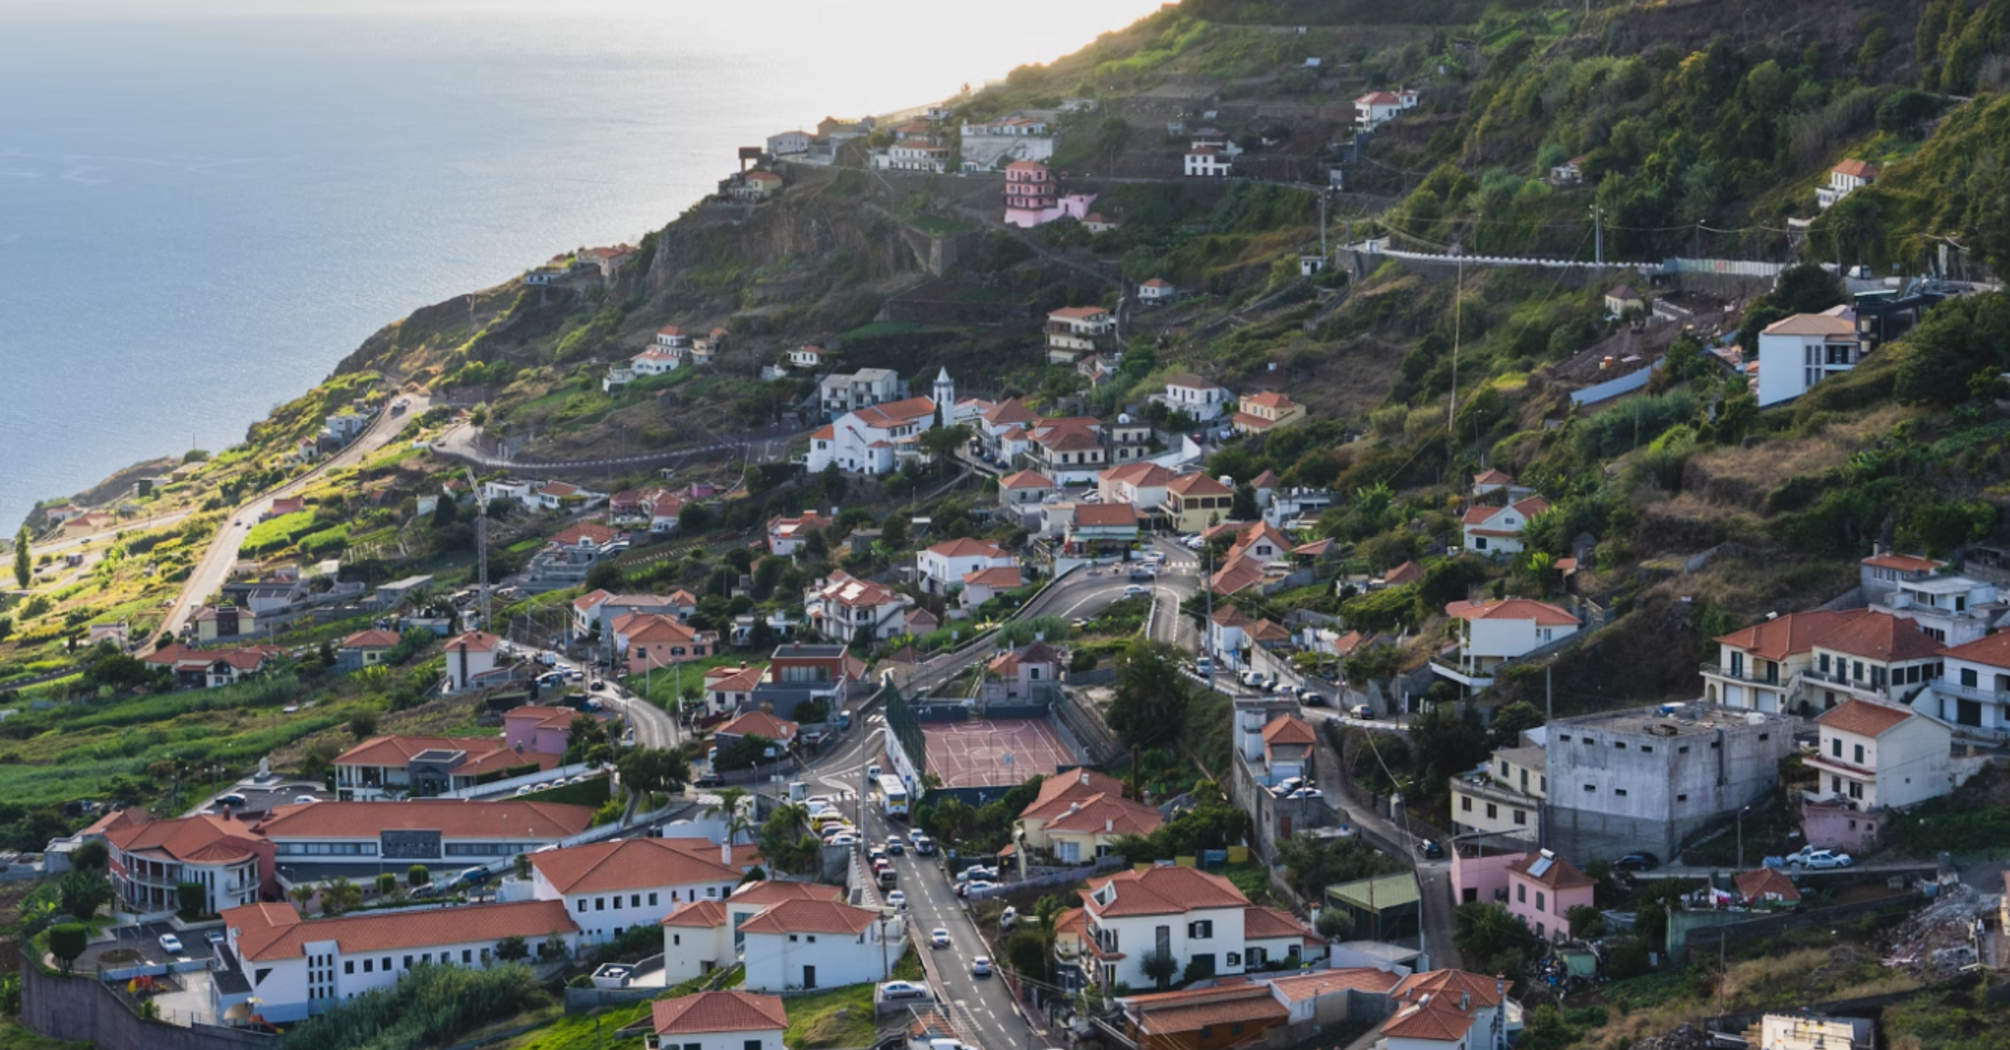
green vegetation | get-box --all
[781,983,876,1050]
[278,962,550,1050]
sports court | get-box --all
[920,717,1075,788]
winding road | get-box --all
[155,392,431,645]
[430,421,804,477]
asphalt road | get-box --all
[432,421,805,475]
[156,392,430,645]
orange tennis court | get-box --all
[920,718,1076,788]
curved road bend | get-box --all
[431,422,805,476]
[156,392,432,646]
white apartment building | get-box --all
[1461,496,1551,555]
[105,814,270,917]
[1756,308,1861,407]
[803,571,912,644]
[1870,572,2005,644]
[1045,306,1116,362]
[646,991,788,1050]
[1451,744,1546,846]
[817,368,903,418]
[517,838,746,945]
[659,900,734,983]
[253,799,597,868]
[1433,598,1580,690]
[1157,375,1232,421]
[1802,699,1956,851]
[1079,866,1255,990]
[739,899,899,993]
[1930,631,2010,739]
[917,538,1016,595]
[803,396,940,476]
[212,900,578,1023]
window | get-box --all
[649,892,658,907]
[1461,796,1473,812]
[632,894,642,908]
[1832,738,1842,757]
[1964,668,1979,688]
[1486,803,1498,819]
[382,958,391,972]
[1679,745,1690,754]
[462,950,473,963]
[1615,788,1628,797]
[1677,794,1688,802]
[1227,952,1243,966]
[403,955,412,969]
[613,896,622,910]
[1641,745,1653,753]
[596,898,605,911]
[1583,784,1596,792]
[746,1042,763,1050]
[1517,884,1527,903]
[576,900,587,912]
[1614,741,1626,750]
[362,959,372,973]
[345,961,354,975]
[1513,809,1527,825]
[790,935,799,943]
[1188,920,1213,939]
[1536,891,1546,912]
[1759,732,1770,741]
[1854,743,1865,764]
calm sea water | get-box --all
[0,0,1161,530]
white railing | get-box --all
[437,761,603,800]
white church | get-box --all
[805,369,958,475]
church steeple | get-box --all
[932,367,955,415]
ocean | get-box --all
[0,0,1162,531]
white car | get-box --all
[886,890,907,908]
[830,834,859,847]
[158,933,185,956]
[1000,906,1018,928]
[930,927,951,948]
[971,956,993,977]
[1123,584,1149,597]
[1800,849,1853,869]
[909,828,927,844]
[879,979,930,1001]
[292,795,319,804]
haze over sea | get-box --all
[0,0,1163,532]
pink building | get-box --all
[1450,846,1525,908]
[1003,160,1096,228]
[1505,849,1595,943]
[504,705,578,755]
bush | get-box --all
[275,962,551,1050]
[407,865,431,888]
[48,924,86,973]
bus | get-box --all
[878,774,909,818]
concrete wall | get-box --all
[1546,720,1794,860]
[16,948,272,1050]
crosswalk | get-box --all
[866,713,887,726]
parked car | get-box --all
[1615,852,1660,872]
[158,933,185,956]
[205,930,226,947]
[830,834,858,847]
[215,793,248,809]
[1123,584,1149,597]
[1349,704,1375,720]
[1300,688,1326,705]
[971,956,993,977]
[1800,849,1853,870]
[1416,839,1445,860]
[293,795,320,804]
[879,980,929,1001]
[1000,906,1018,928]
[1288,787,1323,800]
[930,928,951,948]
[693,773,725,788]
[1274,776,1304,795]
[886,890,907,909]
[909,828,927,845]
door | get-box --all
[1959,699,1983,727]
[803,965,816,990]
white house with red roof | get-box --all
[701,664,764,716]
[1377,969,1507,1050]
[960,564,1027,608]
[570,590,689,642]
[997,469,1057,515]
[442,630,506,692]
[106,813,276,915]
[804,571,912,643]
[1157,374,1232,421]
[739,898,898,992]
[1435,599,1580,689]
[1354,89,1419,131]
[1932,631,2010,739]
[786,345,826,370]
[1046,306,1117,362]
[658,901,734,983]
[1817,158,1879,209]
[1099,462,1177,511]
[766,512,833,557]
[213,899,579,1024]
[1860,548,1946,604]
[917,537,1016,595]
[647,991,788,1050]
[516,837,745,943]
[613,613,718,673]
[1802,699,1955,850]
[142,643,283,690]
[1461,495,1551,555]
[332,734,562,800]
[1138,277,1175,303]
[803,395,940,475]
[1080,866,1306,990]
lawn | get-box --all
[781,983,877,1050]
[242,510,318,555]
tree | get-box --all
[289,883,316,916]
[707,787,754,845]
[1523,1004,1575,1050]
[1487,702,1546,747]
[617,746,691,804]
[1139,948,1179,990]
[12,526,28,589]
[69,839,108,872]
[48,923,87,973]
[1453,901,1531,977]
[1565,903,1605,940]
[320,877,361,916]
[881,513,909,551]
[918,424,973,461]
[349,711,378,739]
[408,864,431,887]
[494,935,531,962]
[584,561,626,592]
[539,932,570,960]
[1005,930,1051,982]
[60,871,113,921]
[376,872,398,896]
[1229,483,1258,522]
[1276,834,1403,900]
[1107,640,1191,750]
[679,501,714,533]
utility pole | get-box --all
[1318,189,1329,264]
[1591,203,1603,271]
[1545,663,1553,725]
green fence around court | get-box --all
[884,685,928,786]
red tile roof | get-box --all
[1508,850,1595,890]
[106,814,263,865]
[999,470,1055,489]
[1941,630,2010,669]
[736,898,879,935]
[445,630,504,653]
[341,629,403,650]
[1268,968,1402,1000]
[1833,158,1880,179]
[225,899,577,963]
[1734,867,1801,902]
[1382,560,1424,585]
[716,710,798,742]
[1086,866,1248,917]
[1811,611,1944,662]
[1815,699,1917,738]
[1391,969,1504,1008]
[1261,714,1317,746]
[1861,552,1942,573]
[1040,794,1164,838]
[727,881,845,907]
[963,566,1026,589]
[1715,610,1866,662]
[660,900,730,928]
[1023,769,1130,818]
[851,397,938,428]
[1073,504,1139,528]
[333,735,560,776]
[652,991,788,1035]
[1168,474,1233,498]
[549,522,618,547]
[1444,598,1578,626]
[1473,469,1515,486]
[530,838,742,894]
[1050,306,1111,321]
[1357,91,1402,105]
[504,705,578,730]
[1381,999,1479,1041]
[1125,981,1287,1034]
[927,538,1010,558]
[1243,906,1324,943]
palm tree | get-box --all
[288,884,316,917]
[319,877,361,917]
[707,787,753,845]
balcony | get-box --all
[1928,679,2010,707]
[1698,661,1783,687]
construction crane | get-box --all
[465,467,491,632]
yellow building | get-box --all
[1164,473,1235,533]
[1014,770,1163,866]
[1231,391,1307,435]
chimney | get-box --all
[1105,818,1114,833]
[1080,770,1091,786]
[722,839,733,866]
[1460,990,1470,1012]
